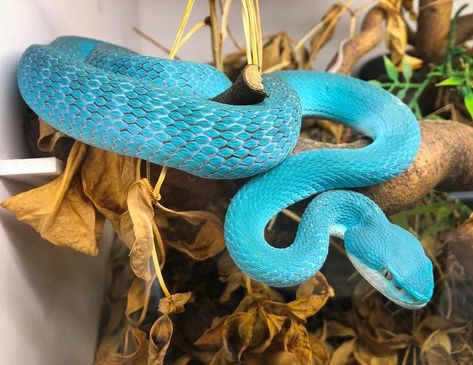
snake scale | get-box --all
[18,36,434,309]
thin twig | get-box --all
[132,27,180,60]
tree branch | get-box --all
[455,13,473,44]
[326,6,386,75]
[415,0,453,63]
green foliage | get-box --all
[390,192,471,240]
[371,5,473,120]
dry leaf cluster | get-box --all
[2,1,473,364]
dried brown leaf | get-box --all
[421,330,452,358]
[127,179,156,280]
[379,0,407,64]
[292,273,335,319]
[309,334,331,365]
[1,141,103,255]
[251,312,287,354]
[328,339,356,365]
[353,341,398,365]
[283,319,313,364]
[158,292,194,315]
[96,326,149,365]
[309,4,344,62]
[422,346,457,365]
[326,320,356,339]
[223,310,256,361]
[37,118,64,152]
[126,278,154,325]
[81,148,139,239]
[261,33,295,71]
[148,315,173,365]
[157,203,225,260]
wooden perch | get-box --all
[416,0,453,63]
[211,64,266,105]
[293,121,473,215]
[443,214,473,276]
[455,13,473,44]
[160,120,473,218]
[326,6,386,74]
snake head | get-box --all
[344,219,434,309]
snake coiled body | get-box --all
[17,37,434,309]
[18,36,301,179]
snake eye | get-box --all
[382,268,392,280]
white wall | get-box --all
[0,1,140,364]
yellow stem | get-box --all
[132,27,179,59]
[152,220,166,269]
[153,166,167,199]
[245,275,254,297]
[152,231,171,298]
[220,0,233,42]
[135,158,142,180]
[169,0,196,60]
[254,0,263,67]
[178,20,208,52]
[241,0,253,64]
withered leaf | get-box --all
[328,339,356,365]
[126,278,154,325]
[148,315,174,365]
[379,0,407,64]
[421,329,452,359]
[422,346,457,365]
[326,320,356,339]
[1,141,103,255]
[156,203,225,260]
[37,118,65,152]
[309,4,344,62]
[353,341,398,365]
[292,273,335,319]
[283,319,313,364]
[261,33,295,71]
[158,292,194,315]
[96,326,149,365]
[309,334,331,365]
[148,293,194,364]
[127,179,157,280]
[251,312,287,354]
[222,310,256,360]
[82,148,139,231]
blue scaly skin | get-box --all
[17,36,434,309]
[18,36,301,179]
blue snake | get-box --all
[17,36,433,309]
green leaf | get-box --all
[368,80,383,88]
[383,56,399,82]
[396,88,407,100]
[402,58,412,81]
[436,76,464,87]
[464,92,473,119]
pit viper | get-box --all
[17,36,434,309]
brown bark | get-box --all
[326,7,386,74]
[416,0,453,63]
[455,13,473,44]
[284,121,473,215]
[361,121,473,214]
[161,120,473,218]
[443,214,473,276]
[211,64,266,105]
